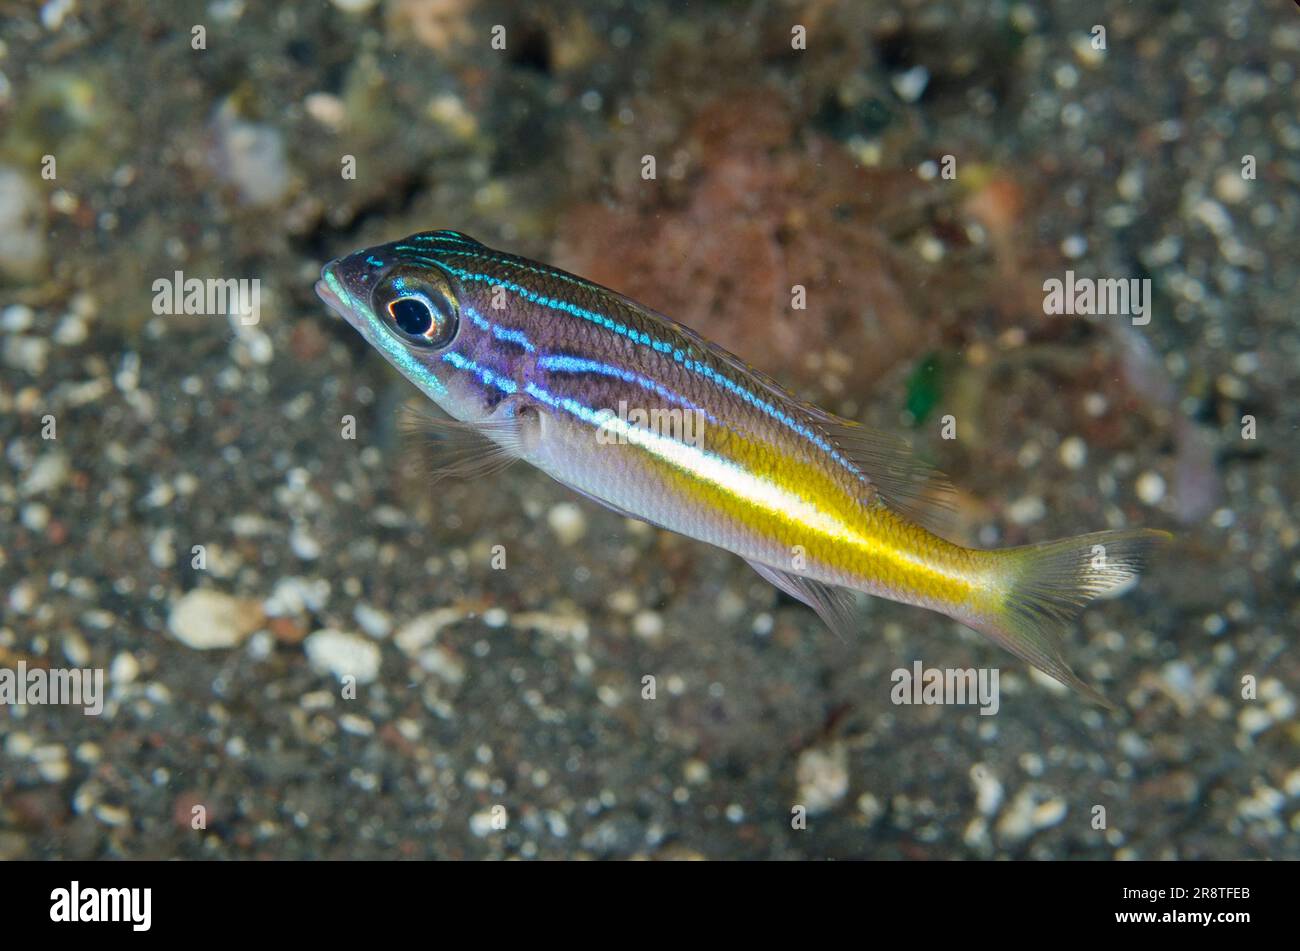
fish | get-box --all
[316,229,1169,707]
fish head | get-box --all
[316,231,510,418]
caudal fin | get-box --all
[974,529,1171,708]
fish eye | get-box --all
[372,268,458,348]
[390,297,434,335]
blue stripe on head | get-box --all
[441,350,517,395]
[463,305,536,352]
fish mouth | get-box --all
[315,265,363,332]
[314,277,342,311]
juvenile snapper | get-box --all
[317,230,1167,706]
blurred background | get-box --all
[0,0,1296,859]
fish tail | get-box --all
[968,529,1171,708]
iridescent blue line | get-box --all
[410,231,481,248]
[525,382,597,424]
[441,350,517,395]
[464,304,535,352]
[419,247,594,297]
[537,353,717,422]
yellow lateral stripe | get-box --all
[605,415,982,607]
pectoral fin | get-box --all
[399,396,539,482]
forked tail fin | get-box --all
[974,529,1171,708]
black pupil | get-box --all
[392,297,433,336]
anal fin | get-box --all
[746,560,860,642]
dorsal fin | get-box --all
[818,417,958,538]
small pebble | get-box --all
[21,452,68,495]
[1058,436,1086,470]
[418,645,465,684]
[20,503,50,531]
[0,167,47,279]
[53,315,88,346]
[34,745,70,783]
[94,803,131,827]
[891,66,930,103]
[1214,168,1249,204]
[304,629,381,684]
[607,589,639,615]
[339,713,374,736]
[263,577,331,617]
[684,759,710,785]
[394,607,466,654]
[290,527,322,561]
[168,589,264,650]
[469,808,501,837]
[1,304,34,332]
[1031,798,1068,829]
[1007,496,1046,525]
[353,602,392,639]
[209,102,291,207]
[970,764,1004,816]
[1135,471,1166,505]
[1061,235,1088,259]
[857,792,884,823]
[795,743,849,815]
[304,92,346,130]
[1238,706,1271,736]
[631,610,664,640]
[62,632,91,667]
[547,502,587,546]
